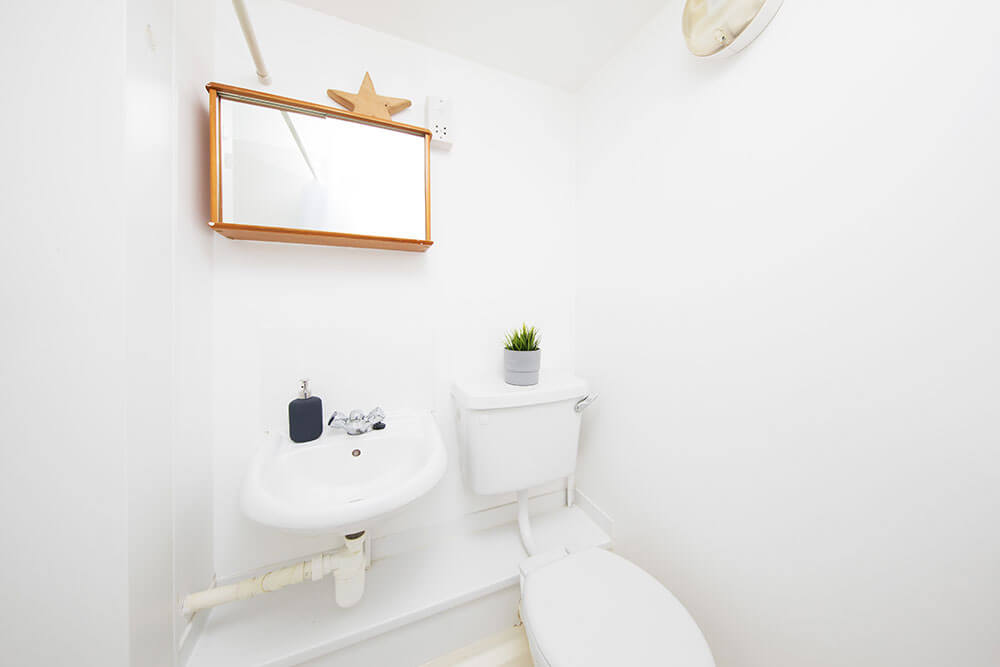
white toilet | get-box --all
[453,373,715,667]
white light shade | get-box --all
[682,0,784,58]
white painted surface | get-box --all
[0,2,215,664]
[283,0,668,90]
[125,1,176,663]
[173,0,218,657]
[188,506,610,666]
[575,3,1000,667]
[129,0,218,662]
[210,0,578,579]
[305,588,523,667]
[0,3,130,665]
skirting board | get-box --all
[573,489,613,542]
[420,624,531,667]
[301,587,523,667]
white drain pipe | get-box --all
[230,0,318,181]
[182,533,368,615]
[517,491,538,557]
[232,0,271,85]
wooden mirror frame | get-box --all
[206,82,433,252]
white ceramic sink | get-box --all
[242,411,446,535]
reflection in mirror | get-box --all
[219,96,427,241]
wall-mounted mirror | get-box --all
[207,83,432,252]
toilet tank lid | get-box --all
[452,372,588,410]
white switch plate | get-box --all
[426,96,453,150]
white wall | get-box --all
[172,0,217,658]
[0,3,130,664]
[0,1,215,665]
[125,0,177,661]
[126,0,217,662]
[209,0,578,578]
[575,3,1000,667]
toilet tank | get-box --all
[452,372,588,495]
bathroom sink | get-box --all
[242,411,446,535]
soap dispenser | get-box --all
[288,379,323,443]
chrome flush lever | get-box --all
[574,393,599,413]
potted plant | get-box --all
[503,323,541,386]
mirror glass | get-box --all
[219,96,427,240]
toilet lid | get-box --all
[521,548,714,667]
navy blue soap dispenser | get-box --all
[288,379,323,443]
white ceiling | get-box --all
[283,0,669,90]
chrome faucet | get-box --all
[328,407,385,436]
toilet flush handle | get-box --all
[574,393,599,413]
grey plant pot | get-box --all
[504,349,541,386]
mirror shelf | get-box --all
[207,82,433,252]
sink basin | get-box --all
[242,410,446,534]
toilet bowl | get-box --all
[519,547,714,667]
[452,373,714,666]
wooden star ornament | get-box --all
[327,72,411,121]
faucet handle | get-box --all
[366,407,385,424]
[328,407,384,435]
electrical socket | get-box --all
[425,96,453,150]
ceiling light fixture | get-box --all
[682,0,784,58]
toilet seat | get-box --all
[520,548,715,667]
